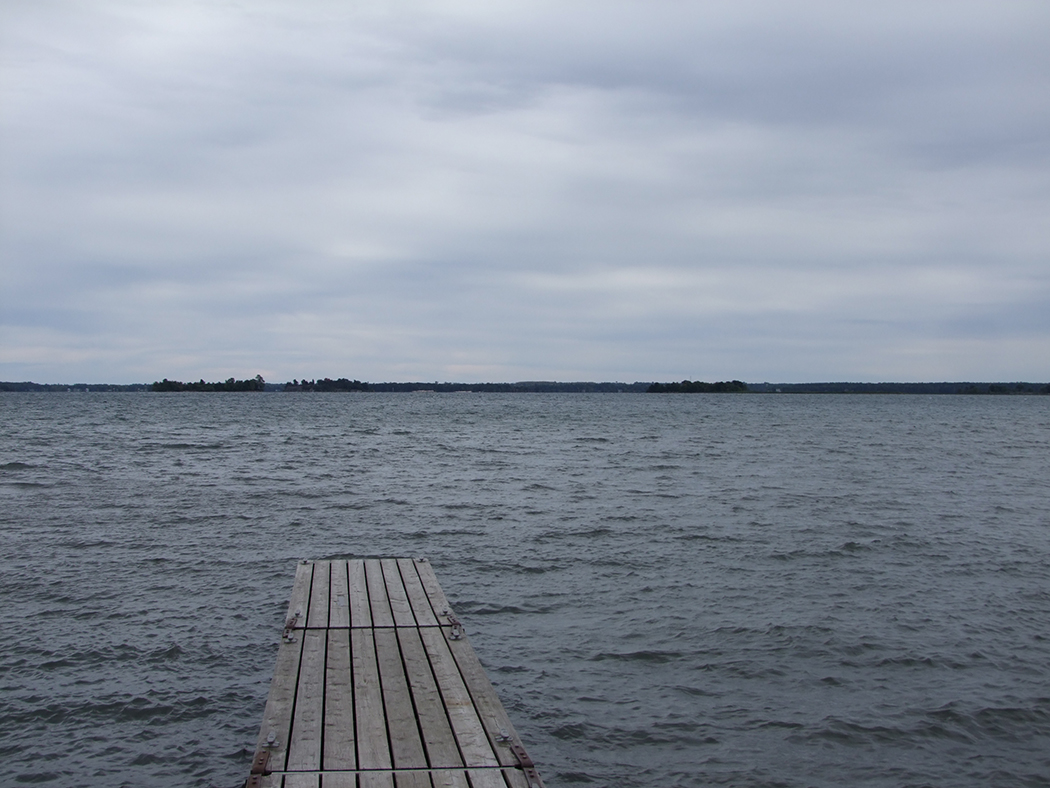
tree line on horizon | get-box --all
[647,380,749,393]
[4,378,1049,394]
[151,375,266,392]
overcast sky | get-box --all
[2,1,1048,384]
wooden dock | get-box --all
[248,558,544,788]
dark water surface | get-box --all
[2,392,1049,787]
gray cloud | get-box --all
[2,0,1049,383]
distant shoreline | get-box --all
[2,379,1049,394]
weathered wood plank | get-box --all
[330,559,351,628]
[324,627,356,771]
[419,627,499,768]
[382,558,417,627]
[284,774,320,788]
[323,774,358,788]
[446,638,523,768]
[352,627,392,769]
[366,558,395,628]
[502,768,533,788]
[375,627,428,768]
[398,627,463,769]
[308,560,331,629]
[348,559,372,629]
[466,771,509,788]
[287,560,315,626]
[358,773,395,788]
[429,770,470,788]
[413,559,455,626]
[287,628,326,771]
[394,772,433,788]
[398,558,439,627]
[254,629,305,771]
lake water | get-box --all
[2,392,1049,787]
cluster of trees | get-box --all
[151,375,266,392]
[284,378,369,391]
[648,380,749,393]
[977,383,1050,395]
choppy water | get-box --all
[1,392,1049,787]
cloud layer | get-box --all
[2,0,1049,383]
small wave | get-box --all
[550,722,590,741]
[805,718,908,745]
[10,771,60,783]
[875,654,967,669]
[30,643,185,672]
[840,540,873,552]
[674,684,718,697]
[3,693,214,728]
[926,700,1050,740]
[145,442,226,451]
[459,603,529,615]
[554,772,599,784]
[515,564,555,574]
[770,547,861,561]
[457,600,562,615]
[0,461,35,471]
[674,533,740,543]
[589,650,683,664]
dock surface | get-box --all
[248,558,544,788]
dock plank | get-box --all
[413,559,455,626]
[382,558,417,627]
[503,769,534,788]
[375,627,428,768]
[365,558,395,628]
[287,629,326,771]
[394,772,433,788]
[398,627,463,769]
[429,771,470,788]
[466,770,509,788]
[253,634,303,772]
[359,773,395,788]
[330,560,350,628]
[398,558,439,627]
[287,561,315,626]
[446,638,525,768]
[348,559,371,629]
[419,627,499,768]
[308,560,331,629]
[352,627,392,769]
[253,560,313,771]
[324,628,356,770]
